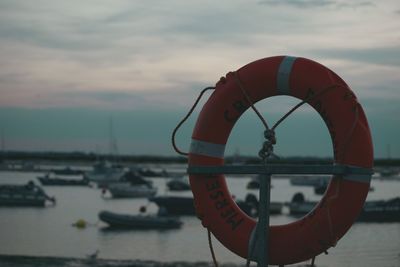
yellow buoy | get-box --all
[73,219,87,229]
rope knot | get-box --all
[258,129,278,160]
[264,129,276,144]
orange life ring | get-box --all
[188,56,373,265]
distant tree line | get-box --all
[0,151,398,166]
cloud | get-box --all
[335,1,375,9]
[259,0,335,8]
[258,0,375,9]
[312,46,400,67]
[0,0,399,112]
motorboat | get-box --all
[378,168,399,179]
[0,181,55,207]
[314,182,374,195]
[137,168,168,177]
[84,161,125,187]
[358,197,400,222]
[106,171,157,198]
[166,177,190,191]
[290,175,329,186]
[121,170,153,186]
[150,193,282,217]
[286,192,317,215]
[51,166,83,176]
[287,192,400,222]
[246,176,260,189]
[98,210,182,229]
[149,196,195,215]
[243,193,283,216]
[37,173,89,186]
[107,183,157,198]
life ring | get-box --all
[188,56,373,265]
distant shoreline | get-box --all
[0,254,315,267]
[0,254,235,267]
[1,150,399,166]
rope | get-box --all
[171,87,215,156]
[170,86,219,267]
[208,229,219,267]
[311,256,316,266]
[271,84,339,131]
[233,72,271,130]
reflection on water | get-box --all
[0,168,399,267]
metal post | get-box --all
[256,173,271,267]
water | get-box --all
[0,167,399,267]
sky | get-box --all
[0,0,399,158]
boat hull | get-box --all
[288,197,400,222]
[0,182,51,207]
[150,196,195,215]
[98,211,182,229]
[0,196,46,207]
[108,184,157,198]
[149,196,280,217]
[38,177,89,186]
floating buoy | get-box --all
[72,219,87,229]
[139,206,147,213]
[188,56,373,265]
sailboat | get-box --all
[378,144,399,179]
[84,118,125,187]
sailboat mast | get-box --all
[387,144,391,160]
[1,128,4,153]
[108,117,118,161]
[109,117,113,159]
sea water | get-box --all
[0,166,399,267]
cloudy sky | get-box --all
[0,0,399,158]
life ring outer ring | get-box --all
[188,56,373,265]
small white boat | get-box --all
[85,161,125,187]
[290,175,329,187]
[107,183,157,198]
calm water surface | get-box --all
[0,166,399,267]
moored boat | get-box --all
[51,166,83,176]
[287,192,400,222]
[377,168,399,180]
[358,197,400,222]
[286,192,317,215]
[246,176,260,189]
[149,196,195,215]
[107,183,157,198]
[290,175,329,186]
[166,177,190,191]
[37,174,89,186]
[85,161,125,187]
[137,168,168,177]
[314,182,374,195]
[150,193,282,217]
[243,193,283,216]
[0,181,55,207]
[98,210,182,229]
[106,171,156,198]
